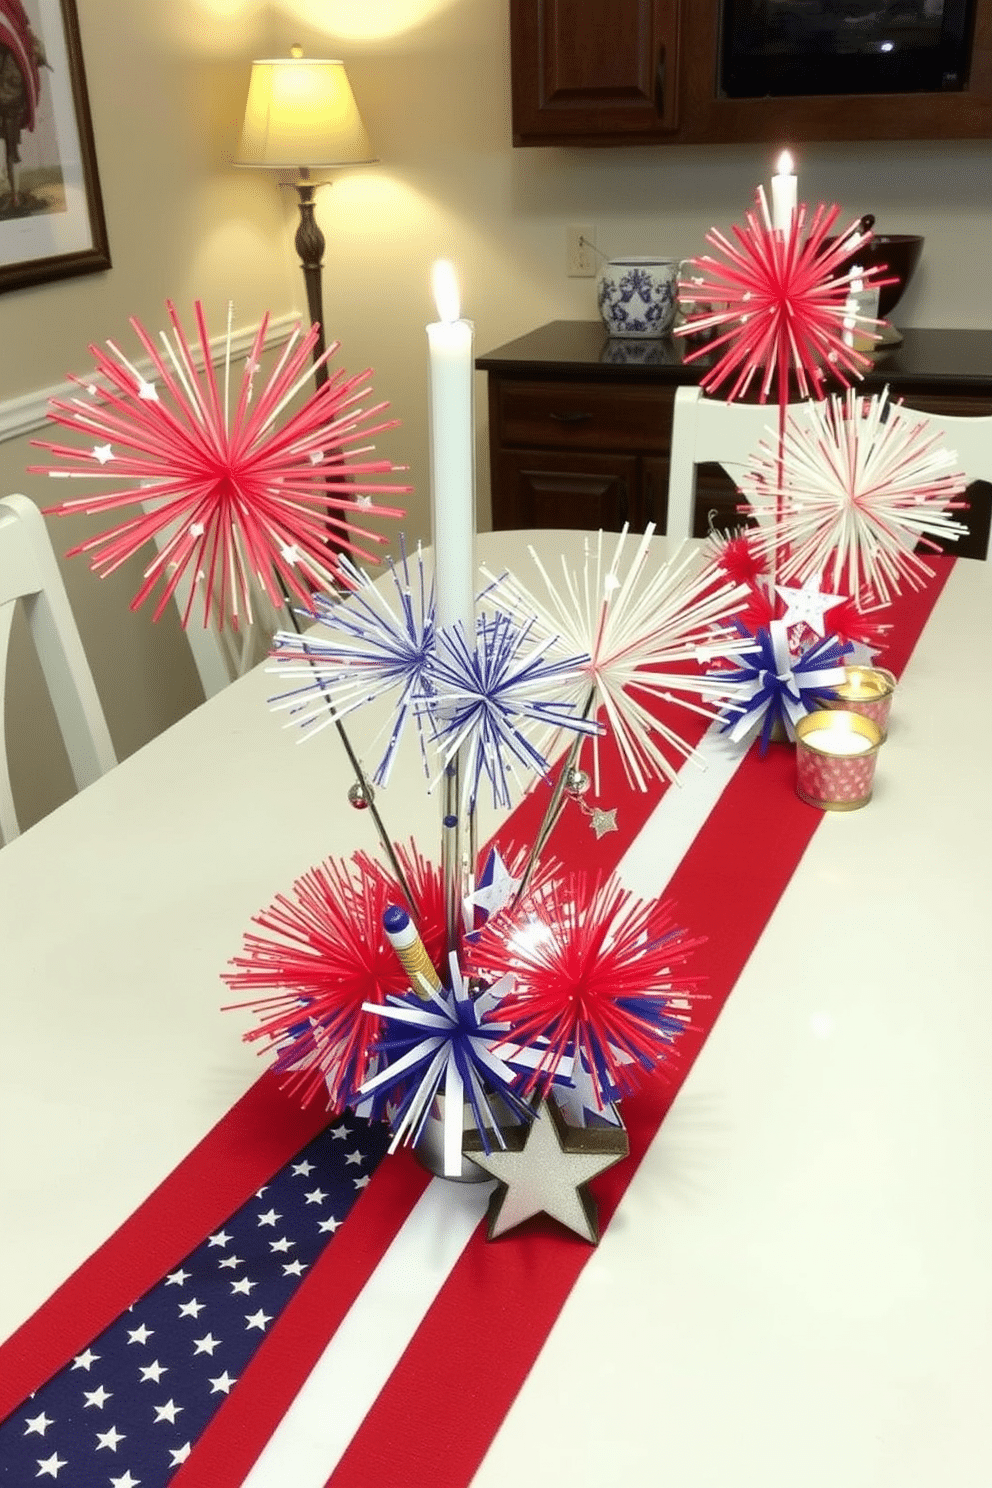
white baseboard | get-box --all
[0,311,302,446]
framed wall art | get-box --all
[1,0,110,294]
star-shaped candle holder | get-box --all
[463,1098,629,1244]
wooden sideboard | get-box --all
[476,322,992,557]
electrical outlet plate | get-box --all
[567,225,597,278]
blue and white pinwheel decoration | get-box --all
[359,957,535,1177]
[717,620,851,754]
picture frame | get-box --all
[0,0,110,294]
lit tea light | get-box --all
[825,666,896,740]
[795,710,882,812]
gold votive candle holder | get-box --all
[823,666,896,740]
[795,710,883,812]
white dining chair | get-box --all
[666,386,816,541]
[898,406,992,559]
[140,495,287,700]
[667,385,992,557]
[0,494,117,844]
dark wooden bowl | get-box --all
[830,234,925,320]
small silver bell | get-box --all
[348,780,374,810]
[563,767,591,799]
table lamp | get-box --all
[235,46,376,386]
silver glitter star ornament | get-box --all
[463,1098,629,1243]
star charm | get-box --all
[589,807,618,839]
[463,1099,629,1244]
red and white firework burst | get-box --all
[675,199,890,411]
[31,301,410,628]
[742,388,969,602]
[466,873,701,1110]
[223,845,444,1113]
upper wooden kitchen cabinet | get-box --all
[509,0,681,144]
[509,0,992,146]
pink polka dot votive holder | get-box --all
[795,710,883,812]
[823,666,896,740]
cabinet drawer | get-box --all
[494,379,673,453]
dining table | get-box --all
[1,527,990,1488]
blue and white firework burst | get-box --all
[267,544,435,784]
[425,611,600,811]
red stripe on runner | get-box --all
[0,1074,329,1418]
[170,1148,432,1488]
[324,560,954,1488]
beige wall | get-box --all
[1,0,296,829]
[3,0,990,832]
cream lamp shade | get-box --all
[235,56,375,170]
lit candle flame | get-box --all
[776,149,794,176]
[432,259,460,324]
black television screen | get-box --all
[720,0,977,96]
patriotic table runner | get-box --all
[0,560,953,1487]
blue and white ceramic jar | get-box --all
[596,257,678,339]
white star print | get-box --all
[245,1308,272,1332]
[230,1276,258,1296]
[35,1451,67,1478]
[138,1361,167,1384]
[178,1298,205,1319]
[82,1385,113,1409]
[269,1236,295,1253]
[282,1259,307,1277]
[317,1215,342,1234]
[23,1411,53,1436]
[169,1443,192,1466]
[153,1399,183,1424]
[164,1268,190,1287]
[110,1472,141,1488]
[354,1174,371,1190]
[303,1188,327,1205]
[192,1333,221,1356]
[328,1126,351,1142]
[344,1150,366,1167]
[71,1348,100,1371]
[207,1230,232,1248]
[126,1324,153,1346]
[291,1158,317,1173]
[95,1424,126,1451]
[256,1208,281,1227]
[208,1372,237,1395]
[217,1255,245,1270]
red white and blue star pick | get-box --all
[774,572,846,638]
[463,1098,629,1243]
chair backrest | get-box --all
[667,385,992,557]
[0,495,117,844]
[140,494,285,700]
[898,406,992,558]
[666,386,815,542]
